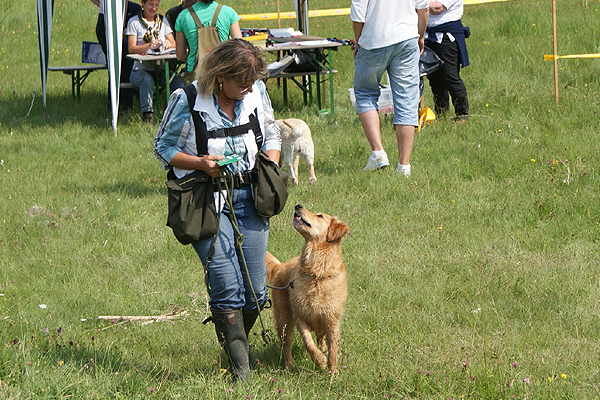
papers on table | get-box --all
[267,55,295,76]
[270,28,303,38]
[148,47,176,55]
[269,39,331,48]
[293,40,331,46]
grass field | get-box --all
[2,0,600,398]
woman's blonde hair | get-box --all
[196,39,269,97]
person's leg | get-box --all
[426,41,450,115]
[359,110,383,152]
[129,68,155,114]
[229,186,269,312]
[191,193,251,381]
[359,108,390,170]
[192,211,244,310]
[427,70,449,115]
[428,37,468,117]
[437,37,469,117]
[95,14,107,57]
[388,38,419,175]
[230,185,269,367]
[211,308,250,382]
[353,45,392,170]
[119,37,135,111]
[169,72,185,92]
[396,124,415,166]
[95,14,110,110]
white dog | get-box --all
[276,118,317,185]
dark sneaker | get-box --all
[142,112,154,123]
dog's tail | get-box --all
[265,251,281,283]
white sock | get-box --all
[372,150,386,158]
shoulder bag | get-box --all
[247,113,289,218]
[253,150,289,218]
[164,84,218,244]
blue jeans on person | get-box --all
[353,37,420,127]
[191,185,269,311]
[130,66,184,113]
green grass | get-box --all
[2,0,600,398]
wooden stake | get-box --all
[97,310,189,323]
[277,0,281,28]
[552,0,559,104]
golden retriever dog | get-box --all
[276,119,317,185]
[266,204,349,372]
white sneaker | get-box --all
[363,153,390,171]
[395,163,411,177]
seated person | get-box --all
[125,0,184,122]
[175,0,242,78]
[91,0,142,111]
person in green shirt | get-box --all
[175,0,242,73]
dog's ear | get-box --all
[326,218,349,242]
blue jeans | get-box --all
[353,38,420,127]
[130,66,184,113]
[192,185,269,311]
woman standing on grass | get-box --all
[153,39,281,382]
[126,0,183,123]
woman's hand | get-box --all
[429,1,446,14]
[169,152,224,178]
[200,155,225,178]
[150,38,161,50]
[265,149,281,166]
[164,33,176,50]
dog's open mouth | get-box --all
[293,211,311,227]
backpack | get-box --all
[181,4,223,85]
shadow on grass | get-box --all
[1,89,143,132]
[2,82,328,133]
[37,325,293,390]
[59,180,164,200]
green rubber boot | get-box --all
[211,308,250,382]
[242,308,260,367]
[242,308,260,337]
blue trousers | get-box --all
[192,185,269,311]
[130,67,184,113]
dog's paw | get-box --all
[284,355,294,368]
[313,353,327,370]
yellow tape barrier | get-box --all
[544,54,600,61]
[239,0,512,21]
[463,0,513,4]
[239,8,350,21]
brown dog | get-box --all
[266,204,349,372]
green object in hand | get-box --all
[216,154,242,166]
